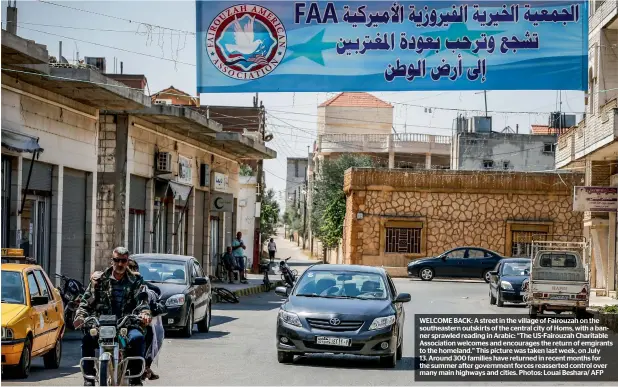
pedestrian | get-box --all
[222,246,236,284]
[268,238,277,261]
[232,232,248,284]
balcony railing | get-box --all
[318,133,451,155]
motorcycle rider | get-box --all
[74,247,151,386]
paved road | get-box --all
[6,278,538,386]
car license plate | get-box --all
[316,337,351,347]
[168,318,174,324]
[550,295,569,300]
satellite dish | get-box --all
[264,133,274,142]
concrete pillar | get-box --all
[95,114,129,270]
[51,166,63,285]
[425,153,432,169]
[388,135,395,169]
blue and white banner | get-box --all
[196,1,588,93]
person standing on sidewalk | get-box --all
[268,238,277,261]
[232,232,248,284]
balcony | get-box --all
[556,99,618,169]
[318,133,451,156]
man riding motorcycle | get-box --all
[74,247,151,386]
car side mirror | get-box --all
[394,293,411,303]
[275,286,289,297]
[193,277,208,286]
[441,255,447,261]
[31,295,48,306]
[489,271,498,276]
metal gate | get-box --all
[61,168,87,283]
[129,175,147,254]
[511,231,548,258]
[22,160,52,191]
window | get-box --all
[539,253,577,268]
[502,161,510,170]
[512,231,548,257]
[385,227,422,254]
[294,270,388,300]
[1,157,11,248]
[543,143,556,153]
[33,270,51,299]
[2,271,25,305]
[445,249,466,259]
[467,249,486,258]
[129,210,145,254]
[26,272,41,302]
[482,160,494,169]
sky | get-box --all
[1,1,586,210]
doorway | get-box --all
[209,216,220,275]
[19,196,51,271]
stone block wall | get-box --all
[344,169,585,267]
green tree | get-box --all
[239,164,254,176]
[311,154,374,248]
[260,188,280,243]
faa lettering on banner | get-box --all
[573,186,618,213]
[196,1,588,93]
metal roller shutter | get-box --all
[61,168,87,283]
[194,190,205,265]
[129,175,147,210]
[22,160,52,191]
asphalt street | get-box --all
[4,277,539,386]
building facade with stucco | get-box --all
[342,168,584,276]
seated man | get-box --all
[222,246,236,284]
[74,247,151,386]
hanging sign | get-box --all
[196,1,588,93]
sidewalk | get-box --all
[590,294,618,307]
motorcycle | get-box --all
[279,257,296,288]
[55,273,85,330]
[79,289,149,386]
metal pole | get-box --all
[484,90,488,118]
[252,93,264,272]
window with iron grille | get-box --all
[511,231,548,257]
[385,227,422,254]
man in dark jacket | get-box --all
[74,247,151,386]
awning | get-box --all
[1,129,44,153]
[169,181,193,201]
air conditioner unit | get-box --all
[157,152,173,173]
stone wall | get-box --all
[344,169,585,267]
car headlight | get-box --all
[2,327,14,340]
[99,326,116,339]
[166,294,186,307]
[500,281,513,290]
[369,315,396,330]
[278,310,302,327]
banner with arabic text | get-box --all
[196,1,588,93]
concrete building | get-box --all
[1,31,276,283]
[315,92,451,170]
[451,131,558,171]
[236,175,258,264]
[555,0,618,297]
[342,168,584,276]
[285,157,308,211]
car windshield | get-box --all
[134,259,187,284]
[1,271,26,305]
[295,270,388,300]
[501,261,531,276]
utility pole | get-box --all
[6,0,17,35]
[252,93,264,273]
[483,90,488,118]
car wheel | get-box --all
[380,352,397,368]
[419,267,434,281]
[10,337,32,379]
[182,307,194,338]
[496,291,504,307]
[396,339,403,360]
[43,336,62,369]
[277,351,294,364]
[483,270,492,283]
[489,290,496,305]
[198,303,210,333]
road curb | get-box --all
[213,280,284,303]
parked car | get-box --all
[132,254,212,337]
[488,258,531,307]
[275,264,410,368]
[1,253,65,378]
[407,246,505,283]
